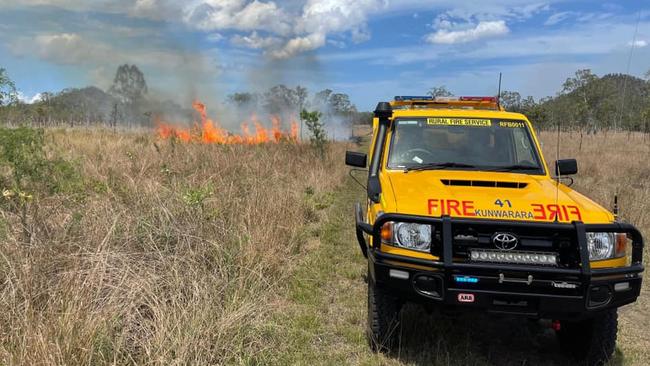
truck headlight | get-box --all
[381,222,432,252]
[586,232,627,261]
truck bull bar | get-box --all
[354,203,644,282]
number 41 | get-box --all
[494,199,512,208]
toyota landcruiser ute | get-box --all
[345,96,644,365]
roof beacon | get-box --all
[391,95,502,111]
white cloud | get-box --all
[543,10,616,27]
[231,31,281,49]
[180,0,385,58]
[422,0,549,49]
[426,20,509,44]
[576,12,613,23]
[295,0,380,35]
[544,11,573,26]
[424,0,550,25]
[628,39,648,48]
[186,1,292,36]
[269,33,326,59]
[206,33,224,42]
[514,2,550,19]
[434,18,453,30]
[17,92,43,104]
[268,0,384,59]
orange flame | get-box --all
[156,100,298,144]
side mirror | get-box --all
[555,159,578,176]
[345,151,367,168]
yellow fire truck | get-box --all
[345,96,644,365]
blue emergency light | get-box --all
[394,96,433,101]
[454,275,479,284]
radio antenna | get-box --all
[496,72,502,110]
[554,111,561,222]
[616,9,642,131]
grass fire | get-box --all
[156,101,299,144]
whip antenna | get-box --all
[616,9,642,131]
[554,111,561,222]
[496,72,502,110]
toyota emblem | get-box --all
[492,232,518,250]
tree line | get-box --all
[2,65,649,132]
[430,69,650,132]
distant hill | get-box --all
[0,86,189,127]
[540,73,649,130]
[500,71,650,131]
[0,64,192,127]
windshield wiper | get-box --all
[405,162,476,172]
[486,164,540,172]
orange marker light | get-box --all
[381,222,393,243]
[615,233,628,258]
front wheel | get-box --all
[556,309,618,366]
[367,278,401,352]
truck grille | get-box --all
[431,221,580,268]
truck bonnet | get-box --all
[383,170,614,224]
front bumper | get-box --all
[355,204,645,319]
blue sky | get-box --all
[0,0,648,110]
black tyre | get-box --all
[367,278,401,352]
[556,309,618,366]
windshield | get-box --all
[387,117,545,174]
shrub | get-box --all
[300,109,327,156]
[0,127,46,189]
[0,127,83,239]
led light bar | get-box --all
[469,249,558,266]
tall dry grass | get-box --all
[1,128,648,365]
[0,128,347,365]
[538,131,649,242]
[539,131,650,362]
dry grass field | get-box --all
[0,128,347,364]
[0,128,648,365]
[539,131,650,365]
